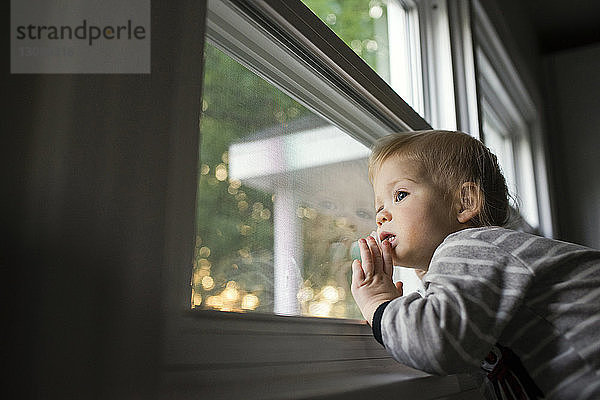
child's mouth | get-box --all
[380,232,397,247]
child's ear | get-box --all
[457,182,482,224]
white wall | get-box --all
[544,44,600,249]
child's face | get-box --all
[373,156,462,270]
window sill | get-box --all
[162,310,479,399]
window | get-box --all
[480,100,518,199]
[302,0,424,115]
[162,2,479,397]
[190,0,431,321]
[193,42,372,318]
[479,83,540,229]
[473,0,551,232]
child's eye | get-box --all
[394,190,408,202]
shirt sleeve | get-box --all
[372,300,392,345]
[379,235,535,375]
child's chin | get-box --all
[392,252,413,268]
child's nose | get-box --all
[376,210,391,226]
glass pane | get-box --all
[301,0,423,114]
[192,42,375,319]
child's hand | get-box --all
[351,236,403,326]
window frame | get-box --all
[162,0,480,397]
[446,0,480,137]
[417,0,458,130]
[206,0,430,140]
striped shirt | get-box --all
[374,227,600,399]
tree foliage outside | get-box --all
[301,0,390,81]
[192,43,307,314]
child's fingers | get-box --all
[366,236,383,273]
[358,238,374,278]
[381,240,394,277]
[352,259,365,286]
[395,281,403,296]
[370,231,381,246]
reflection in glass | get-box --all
[192,43,375,319]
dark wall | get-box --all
[544,44,600,248]
[6,1,206,398]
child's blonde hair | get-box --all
[368,130,510,227]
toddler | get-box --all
[351,130,599,399]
